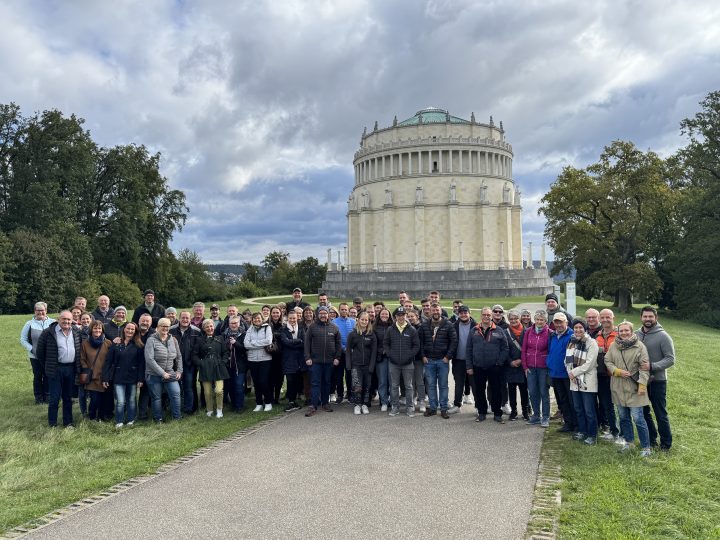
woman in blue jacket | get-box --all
[102,322,145,428]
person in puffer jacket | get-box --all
[244,313,274,412]
[382,307,420,417]
[466,307,509,423]
[345,311,377,415]
[303,307,342,416]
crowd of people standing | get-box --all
[21,288,675,455]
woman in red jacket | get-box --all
[521,309,551,427]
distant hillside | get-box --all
[205,264,246,275]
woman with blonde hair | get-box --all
[193,319,229,418]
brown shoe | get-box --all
[305,407,317,417]
[424,409,437,417]
[322,404,334,412]
[441,409,450,419]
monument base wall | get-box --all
[320,268,554,299]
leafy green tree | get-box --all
[668,91,720,322]
[540,141,677,312]
[293,257,327,294]
[262,250,290,274]
[0,231,17,312]
[97,273,142,311]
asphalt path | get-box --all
[26,394,544,540]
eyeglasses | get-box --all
[493,310,503,314]
[158,325,170,328]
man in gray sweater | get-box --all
[637,306,675,450]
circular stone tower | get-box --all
[322,107,553,299]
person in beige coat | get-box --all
[80,320,112,421]
[604,320,652,456]
[565,319,599,445]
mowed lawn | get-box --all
[2,296,717,538]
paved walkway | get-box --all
[26,401,544,539]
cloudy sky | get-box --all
[2,0,719,264]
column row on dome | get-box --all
[354,149,512,184]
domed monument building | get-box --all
[321,107,553,298]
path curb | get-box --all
[524,434,562,539]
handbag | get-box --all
[79,345,102,385]
[264,342,278,354]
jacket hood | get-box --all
[641,322,665,335]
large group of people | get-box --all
[21,288,675,455]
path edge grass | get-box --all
[0,413,289,539]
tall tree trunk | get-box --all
[617,288,633,313]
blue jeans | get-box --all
[146,375,181,421]
[526,367,550,421]
[375,358,389,406]
[228,369,246,411]
[182,365,197,413]
[424,359,449,410]
[618,405,650,448]
[311,362,334,408]
[643,380,672,449]
[114,383,138,424]
[48,364,76,427]
[571,390,598,438]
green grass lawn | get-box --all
[543,306,720,539]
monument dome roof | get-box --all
[398,107,470,126]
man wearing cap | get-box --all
[491,304,511,415]
[383,307,420,417]
[210,304,222,330]
[104,306,128,343]
[332,303,356,403]
[286,288,310,312]
[546,313,577,433]
[352,296,364,312]
[171,311,201,414]
[545,293,573,331]
[91,295,115,325]
[448,305,476,413]
[132,290,165,328]
[165,307,177,326]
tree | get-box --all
[0,231,17,312]
[668,91,720,323]
[261,250,289,274]
[97,273,142,310]
[540,141,677,312]
[293,257,327,294]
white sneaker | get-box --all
[126,421,134,427]
[380,404,388,412]
[361,405,369,414]
[264,404,273,412]
[447,405,460,414]
[354,405,361,415]
[502,403,512,415]
[253,405,263,412]
[216,410,223,418]
[601,432,615,441]
[615,435,627,446]
[419,404,426,413]
[462,395,470,404]
[424,396,429,403]
[206,411,214,417]
[115,423,123,429]
[329,393,337,403]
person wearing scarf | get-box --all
[80,320,112,421]
[505,309,530,420]
[193,319,229,418]
[280,311,306,412]
[604,321,652,456]
[565,319,599,444]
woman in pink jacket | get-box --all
[521,309,551,427]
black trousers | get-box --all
[286,372,300,403]
[250,361,273,405]
[551,377,577,430]
[508,382,530,415]
[471,365,504,416]
[30,357,49,402]
[452,359,475,406]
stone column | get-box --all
[458,241,464,269]
[449,149,453,173]
[459,150,463,173]
[527,242,534,269]
[499,241,505,269]
[484,152,489,174]
[327,248,332,269]
[414,242,419,270]
[540,243,547,269]
[439,149,443,173]
[373,245,378,271]
[344,246,347,267]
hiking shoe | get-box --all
[305,407,317,417]
[424,409,437,417]
[284,402,301,412]
[361,405,369,414]
[540,419,550,428]
[322,404,334,412]
[493,415,505,424]
[583,437,596,445]
[476,414,486,422]
[380,404,388,412]
[447,406,460,414]
[406,408,415,417]
[354,405,362,415]
[441,409,450,419]
[388,407,399,417]
[526,417,540,425]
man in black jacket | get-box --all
[304,307,341,416]
[286,288,310,312]
[132,289,165,328]
[171,311,201,414]
[36,310,81,428]
[383,307,420,417]
[419,303,458,419]
[449,306,476,414]
[467,307,510,423]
